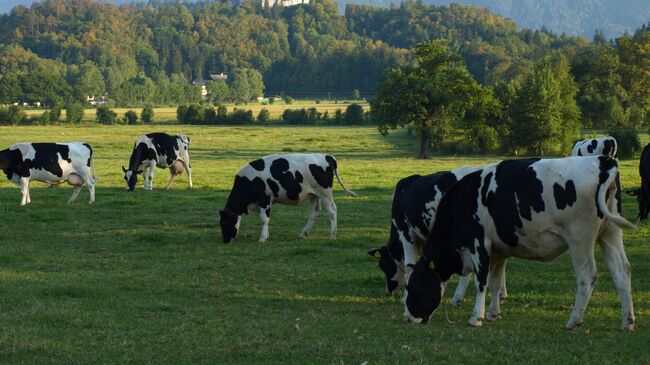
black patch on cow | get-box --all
[19,143,72,178]
[587,139,598,154]
[638,143,650,219]
[267,179,280,198]
[127,142,157,172]
[483,159,544,246]
[83,143,93,167]
[249,159,265,171]
[220,175,272,243]
[595,156,618,218]
[270,158,303,201]
[309,161,334,189]
[553,180,577,210]
[480,172,493,205]
[603,139,616,157]
[145,132,180,165]
[577,149,583,156]
[0,148,23,180]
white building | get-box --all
[263,0,309,8]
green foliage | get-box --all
[0,105,27,125]
[609,127,642,158]
[372,39,485,158]
[141,105,154,124]
[65,103,84,124]
[344,104,364,124]
[124,110,139,125]
[96,105,118,125]
[284,96,294,104]
[228,109,255,125]
[206,80,230,105]
[257,108,271,123]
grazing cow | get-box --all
[572,136,617,157]
[219,153,357,243]
[0,142,96,205]
[626,143,650,219]
[122,133,192,191]
[368,168,507,305]
[404,156,635,331]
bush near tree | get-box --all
[125,110,139,125]
[65,103,84,124]
[141,105,154,124]
[97,105,118,125]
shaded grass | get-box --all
[0,125,649,364]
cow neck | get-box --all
[421,249,455,282]
[224,193,248,216]
[127,144,145,172]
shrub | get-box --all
[609,128,641,159]
[185,104,206,125]
[96,105,118,125]
[333,109,343,124]
[125,110,139,125]
[344,104,364,124]
[228,109,254,124]
[216,105,228,124]
[0,106,28,125]
[176,105,188,123]
[257,108,271,123]
[205,107,218,125]
[470,125,500,154]
[283,96,293,104]
[141,105,154,124]
[65,103,84,124]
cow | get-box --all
[403,156,636,331]
[572,136,617,157]
[0,142,96,205]
[219,153,357,243]
[122,133,192,191]
[626,143,650,219]
[368,168,507,306]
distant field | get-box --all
[0,125,648,364]
[22,101,369,122]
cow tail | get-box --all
[598,162,636,230]
[334,168,358,197]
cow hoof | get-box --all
[622,319,635,331]
[468,317,483,327]
[487,313,501,321]
[404,314,423,324]
[565,321,583,331]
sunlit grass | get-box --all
[0,125,648,364]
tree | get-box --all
[0,74,22,104]
[141,105,154,124]
[125,110,139,125]
[257,108,270,123]
[510,58,580,155]
[206,80,229,104]
[96,105,118,125]
[344,104,364,124]
[372,40,483,158]
[65,103,84,124]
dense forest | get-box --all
[0,0,649,134]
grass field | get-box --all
[22,101,369,122]
[0,125,649,364]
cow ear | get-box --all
[367,248,381,260]
[122,166,127,173]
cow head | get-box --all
[122,166,139,191]
[368,246,403,295]
[404,259,445,323]
[219,209,241,243]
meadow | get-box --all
[0,125,649,364]
[21,100,369,122]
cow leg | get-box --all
[258,206,271,242]
[20,177,30,206]
[566,242,597,330]
[598,223,635,331]
[67,186,82,204]
[84,175,96,204]
[468,241,491,327]
[164,170,176,190]
[401,232,418,303]
[451,274,471,306]
[184,159,193,188]
[499,261,508,303]
[299,196,320,239]
[487,259,507,321]
[321,197,337,240]
[146,164,156,190]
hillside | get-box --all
[2,0,649,38]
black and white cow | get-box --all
[572,136,617,157]
[626,143,650,219]
[403,156,636,331]
[368,168,507,305]
[122,133,192,191]
[0,142,96,205]
[219,153,357,243]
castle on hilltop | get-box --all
[262,0,309,7]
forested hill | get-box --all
[3,0,649,38]
[343,0,650,39]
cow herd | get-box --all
[0,133,645,331]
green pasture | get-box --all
[22,101,369,122]
[0,125,648,364]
